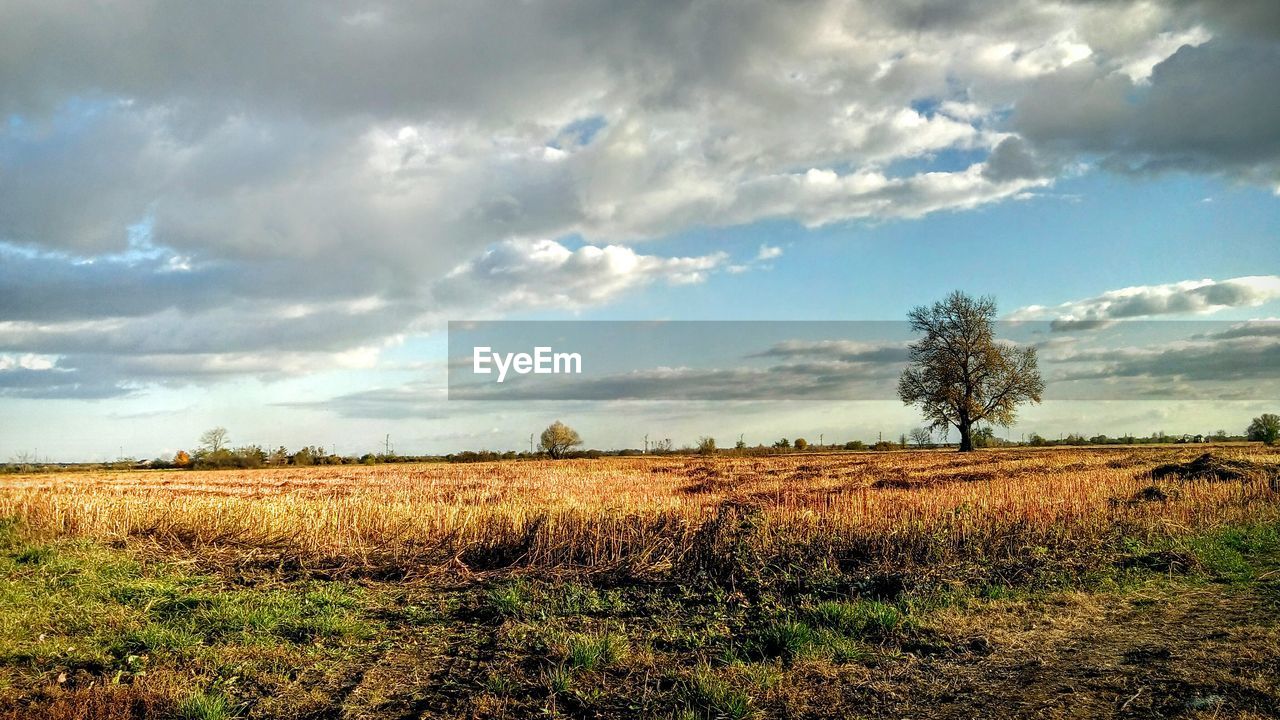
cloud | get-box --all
[1,0,1276,397]
[981,136,1060,182]
[433,238,728,311]
[449,361,897,402]
[756,245,783,261]
[1009,276,1280,328]
[1013,35,1280,185]
[0,362,132,400]
[277,382,450,420]
[0,235,728,392]
[1049,334,1280,398]
[1200,319,1280,341]
[746,339,908,364]
[0,354,55,371]
[422,325,1280,403]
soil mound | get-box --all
[1150,453,1279,486]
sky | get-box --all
[0,0,1278,460]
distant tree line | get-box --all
[6,413,1275,474]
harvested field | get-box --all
[2,445,1279,719]
[1,446,1276,580]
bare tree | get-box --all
[909,427,933,449]
[898,291,1044,452]
[539,421,583,459]
[10,450,36,469]
[199,427,229,453]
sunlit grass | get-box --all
[0,446,1276,577]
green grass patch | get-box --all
[566,628,629,671]
[681,665,754,720]
[177,689,239,720]
[0,524,385,716]
[808,599,910,640]
[747,620,815,661]
[488,579,533,618]
[1181,523,1280,583]
[3,517,1280,719]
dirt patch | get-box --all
[679,464,736,494]
[872,477,917,489]
[0,685,173,720]
[903,578,1280,718]
[1151,453,1280,486]
[1134,485,1174,502]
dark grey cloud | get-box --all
[1199,320,1280,341]
[450,361,897,402]
[1048,319,1115,333]
[746,339,910,364]
[1014,36,1280,183]
[0,249,280,323]
[276,383,450,420]
[0,360,132,399]
[982,136,1061,182]
[1051,336,1280,391]
[444,327,1275,403]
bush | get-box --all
[540,421,583,459]
[193,446,266,470]
[1247,414,1280,445]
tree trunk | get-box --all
[958,422,974,452]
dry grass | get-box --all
[2,446,1279,718]
[1,445,1277,578]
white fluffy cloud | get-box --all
[1,0,1276,396]
[1010,276,1280,328]
[756,245,783,261]
[435,239,728,311]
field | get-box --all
[1,445,1279,719]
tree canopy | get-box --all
[1247,414,1280,445]
[199,427,229,453]
[539,421,583,459]
[898,291,1044,452]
